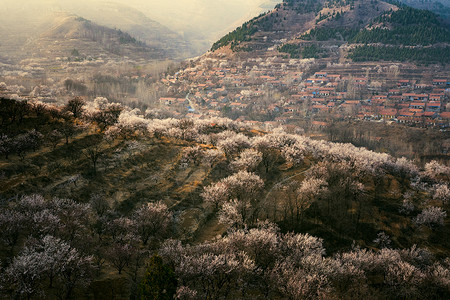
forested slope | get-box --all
[0,96,449,299]
[212,0,450,64]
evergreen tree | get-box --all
[140,255,177,300]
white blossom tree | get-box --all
[216,131,251,159]
[433,184,450,204]
[49,198,93,241]
[202,148,224,168]
[201,182,230,210]
[291,177,328,226]
[424,160,450,180]
[218,199,245,228]
[180,146,203,167]
[3,236,94,299]
[413,207,447,228]
[133,201,172,246]
[230,148,262,172]
[176,286,198,300]
[3,246,45,299]
[203,171,264,226]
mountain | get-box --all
[21,13,167,61]
[0,0,194,61]
[211,0,396,52]
[47,0,195,59]
[0,0,281,59]
[397,0,450,21]
[211,0,450,64]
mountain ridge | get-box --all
[210,0,450,64]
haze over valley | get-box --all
[0,0,281,59]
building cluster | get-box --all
[158,56,449,129]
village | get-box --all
[1,50,448,133]
[158,54,450,131]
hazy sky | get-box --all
[114,0,279,33]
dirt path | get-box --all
[192,214,227,244]
[263,167,311,204]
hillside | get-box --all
[49,0,195,59]
[398,0,450,21]
[0,0,193,62]
[211,0,450,64]
[22,13,165,61]
[0,1,449,299]
[0,97,449,299]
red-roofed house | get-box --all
[429,94,444,101]
[398,80,412,87]
[424,111,437,118]
[440,112,450,119]
[389,89,401,95]
[311,121,329,128]
[410,102,425,110]
[433,79,447,86]
[327,74,340,81]
[314,72,327,78]
[379,109,398,119]
[312,104,328,113]
[427,102,442,112]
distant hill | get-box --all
[0,0,194,61]
[211,0,450,64]
[111,0,281,53]
[49,1,195,59]
[20,13,169,62]
[0,0,281,59]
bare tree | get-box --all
[58,119,79,144]
[65,97,85,119]
[84,144,103,174]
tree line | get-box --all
[348,45,450,64]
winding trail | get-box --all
[263,167,311,204]
[261,166,311,221]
